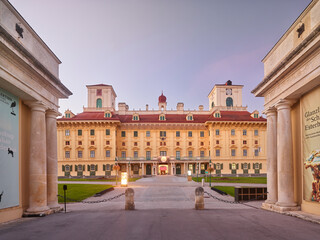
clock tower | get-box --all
[208,80,245,111]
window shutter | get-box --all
[103,165,106,171]
[221,163,223,169]
[259,163,262,169]
[111,165,113,171]
[95,165,98,171]
[70,165,73,171]
[241,163,243,169]
[236,163,239,169]
[87,165,90,171]
[229,163,232,169]
[62,165,65,171]
[248,163,251,169]
[75,165,78,171]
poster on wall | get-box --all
[302,86,320,203]
[0,87,19,209]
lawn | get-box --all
[192,176,267,184]
[213,186,235,197]
[58,177,141,182]
[58,184,113,203]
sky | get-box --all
[10,0,312,115]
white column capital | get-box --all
[275,99,293,111]
[46,109,60,119]
[263,107,277,116]
[24,101,47,112]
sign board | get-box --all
[121,172,128,186]
[302,86,320,203]
[0,88,19,209]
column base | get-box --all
[23,207,54,217]
[262,202,301,213]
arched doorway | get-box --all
[176,164,181,175]
[146,164,152,175]
[226,97,233,107]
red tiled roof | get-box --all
[57,111,266,123]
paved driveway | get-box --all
[0,176,319,240]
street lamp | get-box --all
[196,163,199,183]
[209,160,212,187]
[128,161,131,180]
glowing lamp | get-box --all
[121,172,128,187]
[161,156,167,163]
[188,170,192,176]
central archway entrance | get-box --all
[158,164,168,175]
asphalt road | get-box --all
[0,176,319,240]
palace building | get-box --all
[57,81,266,178]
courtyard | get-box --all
[0,176,319,240]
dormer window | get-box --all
[159,114,166,121]
[251,111,259,118]
[105,111,112,118]
[214,111,221,118]
[186,114,193,121]
[65,113,71,118]
[132,114,139,121]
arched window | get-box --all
[226,97,233,107]
[211,102,214,108]
[96,98,102,108]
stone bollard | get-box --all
[195,187,204,210]
[125,188,135,210]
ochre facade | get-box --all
[57,82,266,178]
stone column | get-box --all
[26,101,49,214]
[265,107,278,204]
[141,163,144,176]
[46,109,60,209]
[275,100,296,208]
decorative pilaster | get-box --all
[264,107,278,204]
[25,101,50,214]
[46,109,60,210]
[275,100,297,209]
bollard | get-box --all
[125,188,135,210]
[195,187,204,210]
[201,178,205,187]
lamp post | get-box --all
[115,158,118,186]
[128,161,131,180]
[196,163,199,183]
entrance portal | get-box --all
[158,165,168,175]
[146,164,152,175]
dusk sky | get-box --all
[10,0,311,115]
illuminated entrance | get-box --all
[159,165,168,175]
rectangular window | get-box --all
[146,131,150,137]
[106,129,110,135]
[78,129,82,136]
[200,151,205,158]
[90,150,95,158]
[216,140,219,144]
[243,140,247,144]
[134,142,138,146]
[176,151,180,160]
[65,129,70,136]
[106,150,110,157]
[231,129,235,136]
[243,130,247,136]
[146,151,151,160]
[106,141,110,145]
[121,151,126,158]
[65,151,70,158]
[200,131,204,137]
[176,142,180,146]
[188,131,192,137]
[231,140,235,144]
[216,149,220,157]
[91,141,94,145]
[188,151,193,158]
[134,151,138,158]
[134,131,138,137]
[254,130,258,136]
[78,151,82,158]
[216,129,220,136]
[176,131,180,137]
[255,140,258,144]
[255,149,259,156]
[189,142,192,146]
[243,149,247,156]
[122,142,125,146]
[78,141,82,145]
[160,151,167,156]
[90,129,95,136]
[200,142,204,146]
[65,141,70,145]
[121,131,126,137]
[231,149,236,156]
[147,142,150,146]
[160,131,166,137]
